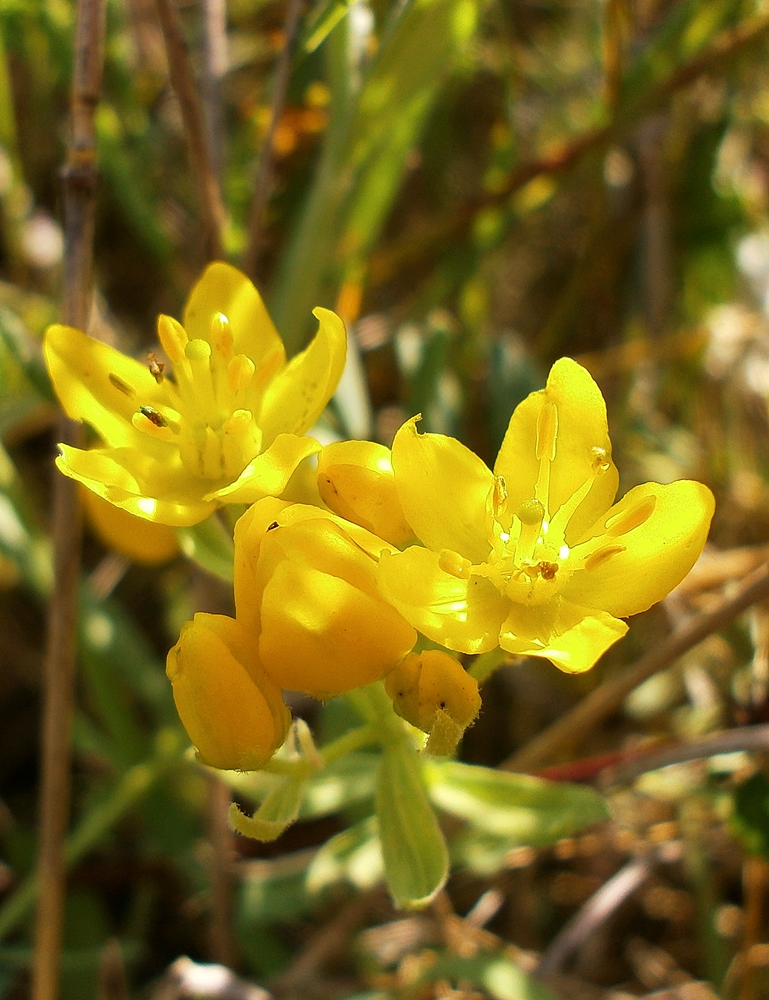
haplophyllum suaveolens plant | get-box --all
[44,262,346,526]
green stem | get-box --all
[319,723,379,765]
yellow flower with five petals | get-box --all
[370,358,714,674]
[44,263,346,525]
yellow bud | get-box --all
[166,613,291,771]
[81,486,179,565]
[317,440,414,547]
[385,650,481,747]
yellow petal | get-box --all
[182,261,286,373]
[258,307,347,442]
[57,444,212,526]
[208,433,321,505]
[234,502,397,637]
[166,613,291,771]
[317,440,415,547]
[499,598,628,674]
[377,547,509,655]
[562,480,715,618]
[44,324,170,449]
[81,487,179,564]
[259,555,416,696]
[495,358,619,543]
[391,417,493,563]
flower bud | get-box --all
[237,510,417,697]
[166,613,291,771]
[385,650,481,754]
[317,440,414,547]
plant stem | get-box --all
[32,0,105,996]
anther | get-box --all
[536,401,558,462]
[157,314,188,363]
[147,352,165,383]
[492,475,508,517]
[211,313,235,360]
[228,355,256,396]
[185,339,212,363]
[139,405,167,427]
[605,495,657,537]
[438,549,472,580]
[584,543,626,571]
[591,446,610,474]
[109,373,135,397]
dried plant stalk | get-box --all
[32,0,106,996]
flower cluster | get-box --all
[46,266,715,772]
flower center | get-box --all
[463,399,656,605]
[123,313,281,480]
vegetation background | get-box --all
[3,0,769,997]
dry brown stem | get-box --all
[154,0,225,261]
[32,0,106,997]
[506,561,769,773]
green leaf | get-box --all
[375,743,448,909]
[425,760,609,845]
[301,0,356,53]
[306,815,382,893]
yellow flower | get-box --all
[45,263,346,526]
[375,358,715,674]
[166,612,291,771]
[234,498,417,697]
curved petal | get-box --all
[182,261,286,372]
[234,500,396,634]
[495,358,619,543]
[562,480,715,618]
[209,433,321,505]
[391,417,493,563]
[317,439,415,547]
[81,487,179,565]
[45,324,171,449]
[377,547,509,654]
[258,307,347,442]
[57,444,212,526]
[259,559,416,696]
[499,597,628,674]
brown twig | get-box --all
[242,0,304,280]
[206,774,237,968]
[154,0,225,261]
[505,561,769,774]
[201,0,228,179]
[601,723,769,787]
[536,856,654,977]
[32,1,106,997]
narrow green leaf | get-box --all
[302,0,356,53]
[376,743,448,909]
[425,760,609,845]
